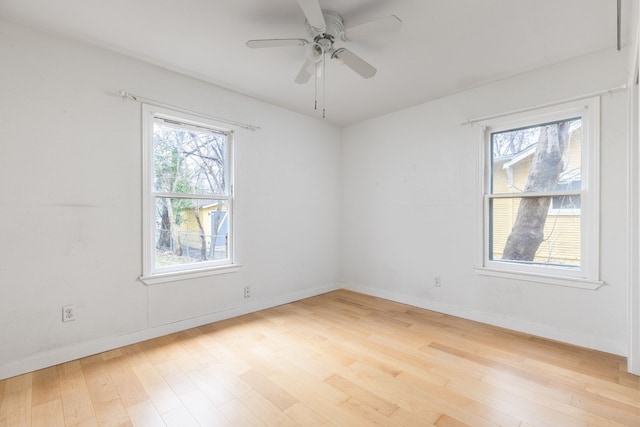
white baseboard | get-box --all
[0,283,340,381]
[344,283,627,357]
[1,282,626,381]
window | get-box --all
[476,97,601,288]
[141,104,237,284]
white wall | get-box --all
[0,21,342,379]
[342,48,632,356]
[0,17,635,380]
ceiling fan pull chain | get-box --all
[314,60,318,111]
[322,52,326,119]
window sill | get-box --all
[474,266,603,290]
[140,264,241,285]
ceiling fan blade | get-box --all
[295,59,314,84]
[246,38,308,48]
[331,48,377,79]
[341,15,402,41]
[296,0,326,33]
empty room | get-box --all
[1,0,639,425]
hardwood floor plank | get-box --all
[326,360,444,424]
[324,373,399,417]
[129,363,182,415]
[31,399,65,427]
[217,398,266,427]
[428,341,549,385]
[91,399,131,427]
[31,367,61,407]
[388,406,438,427]
[186,368,235,406]
[239,389,300,427]
[58,361,95,426]
[103,357,149,409]
[208,365,254,399]
[159,404,199,427]
[80,356,131,427]
[239,369,299,411]
[434,413,471,427]
[0,389,32,427]
[80,356,120,406]
[447,371,611,427]
[153,360,197,397]
[338,398,396,425]
[3,373,32,395]
[178,389,233,427]
[282,402,331,426]
[125,400,165,427]
[570,391,640,426]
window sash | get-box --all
[486,195,582,271]
[152,196,232,273]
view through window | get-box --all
[142,105,234,280]
[489,118,582,267]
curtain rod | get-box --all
[119,90,260,131]
[617,0,622,51]
[459,84,627,126]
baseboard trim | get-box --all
[344,283,627,357]
[0,283,340,381]
[1,282,626,380]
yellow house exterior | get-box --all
[491,128,581,266]
[174,202,229,260]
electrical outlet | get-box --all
[62,305,76,322]
[433,276,441,287]
[244,286,251,299]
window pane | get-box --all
[491,118,581,194]
[153,121,227,196]
[490,197,580,267]
[551,192,581,211]
[155,198,230,268]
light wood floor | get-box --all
[0,290,638,426]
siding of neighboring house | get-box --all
[174,203,229,259]
[491,129,581,266]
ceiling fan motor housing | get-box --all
[307,10,344,55]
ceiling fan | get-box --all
[246,0,401,115]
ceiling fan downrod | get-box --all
[311,42,327,118]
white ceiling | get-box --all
[0,0,634,126]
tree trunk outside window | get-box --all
[502,122,570,261]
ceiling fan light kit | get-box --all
[246,0,401,118]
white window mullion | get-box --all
[489,190,582,199]
[153,192,231,201]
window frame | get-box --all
[475,97,603,289]
[140,104,239,285]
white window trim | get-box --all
[140,104,239,285]
[474,97,602,289]
[140,264,241,286]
